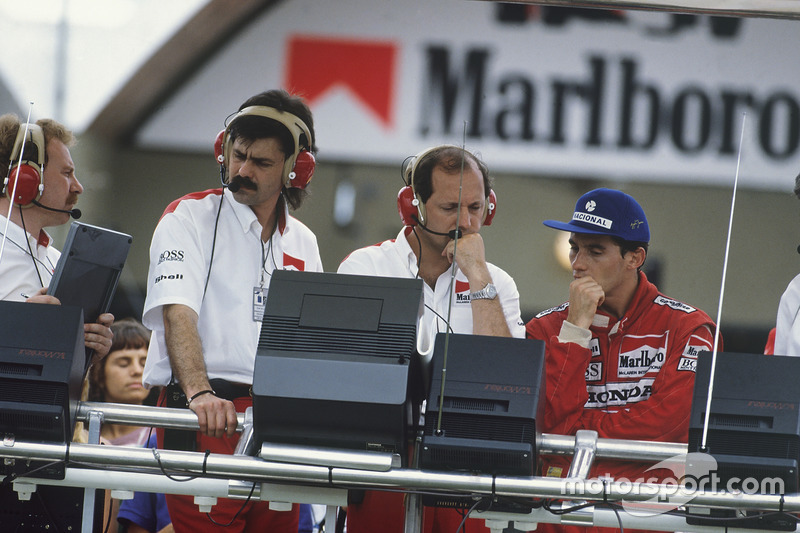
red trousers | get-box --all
[347,490,491,533]
[156,395,299,533]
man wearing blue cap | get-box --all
[526,188,719,532]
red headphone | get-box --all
[3,123,45,207]
[214,106,315,190]
[397,145,497,227]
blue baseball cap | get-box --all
[543,188,650,243]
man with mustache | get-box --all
[0,114,113,360]
[141,89,322,532]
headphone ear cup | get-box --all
[483,189,497,226]
[214,129,226,165]
[397,186,419,226]
[286,150,315,189]
[214,129,227,186]
[5,164,42,206]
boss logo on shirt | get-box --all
[158,249,185,265]
[586,362,602,382]
[677,357,697,372]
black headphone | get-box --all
[3,123,45,207]
[214,105,315,189]
[397,145,497,227]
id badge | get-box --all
[253,286,268,321]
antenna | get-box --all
[434,122,468,436]
[0,102,35,267]
[700,112,747,451]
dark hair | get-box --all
[611,236,649,269]
[229,89,316,210]
[411,146,491,204]
[87,318,150,402]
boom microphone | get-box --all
[226,175,256,194]
[32,200,81,219]
[413,217,462,240]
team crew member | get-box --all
[0,114,113,358]
[526,188,719,533]
[338,145,524,533]
[773,172,800,356]
[142,89,322,533]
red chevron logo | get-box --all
[285,35,397,127]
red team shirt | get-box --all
[526,272,718,533]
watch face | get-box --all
[471,283,497,300]
[486,284,497,299]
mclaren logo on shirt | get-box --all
[617,333,668,378]
[676,335,710,373]
[455,280,471,304]
[586,379,654,408]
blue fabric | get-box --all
[298,503,314,533]
[117,433,171,532]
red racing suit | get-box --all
[525,272,719,533]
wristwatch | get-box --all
[469,282,497,301]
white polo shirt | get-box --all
[142,188,323,388]
[337,227,525,364]
[0,214,60,301]
[775,273,800,357]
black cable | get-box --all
[202,449,211,475]
[410,226,423,275]
[424,303,455,335]
[203,192,226,300]
[18,206,44,288]
[150,448,199,482]
[609,503,624,533]
[205,480,257,527]
[456,497,487,533]
[1,459,65,487]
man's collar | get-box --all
[226,188,289,236]
[0,212,52,247]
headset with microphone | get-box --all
[397,145,497,238]
[2,123,81,219]
[4,123,45,208]
[214,105,316,192]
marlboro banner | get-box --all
[137,0,800,189]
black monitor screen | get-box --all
[688,351,800,530]
[252,271,424,455]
